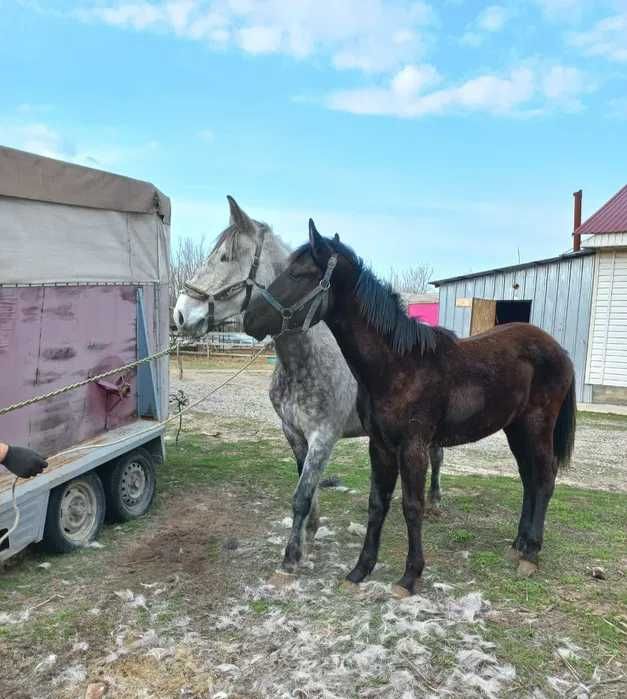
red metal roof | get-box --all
[575,184,627,236]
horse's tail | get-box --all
[554,377,576,470]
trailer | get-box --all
[0,146,170,560]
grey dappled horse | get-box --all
[174,197,444,571]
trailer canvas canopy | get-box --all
[0,146,170,285]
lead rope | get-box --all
[0,339,272,549]
[0,343,177,417]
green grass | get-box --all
[1,430,625,690]
[162,433,626,656]
[319,437,627,675]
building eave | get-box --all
[430,250,595,287]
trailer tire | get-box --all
[42,473,106,553]
[102,449,156,522]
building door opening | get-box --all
[495,300,532,325]
[469,298,532,336]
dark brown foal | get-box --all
[244,222,576,595]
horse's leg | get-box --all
[504,423,535,559]
[282,421,308,481]
[281,423,319,536]
[520,423,558,574]
[346,439,398,584]
[394,439,428,596]
[306,488,321,539]
[428,446,443,508]
[282,432,334,572]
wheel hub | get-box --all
[60,483,97,542]
[120,462,147,505]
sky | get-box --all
[2,0,627,280]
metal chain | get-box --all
[0,343,176,417]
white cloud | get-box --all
[540,64,589,109]
[0,121,158,168]
[16,103,54,115]
[532,0,587,21]
[327,62,588,118]
[568,13,627,62]
[2,123,71,160]
[76,0,436,73]
[460,4,510,47]
[85,2,163,29]
[477,5,509,32]
[237,25,282,54]
[390,64,441,98]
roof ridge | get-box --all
[574,184,627,236]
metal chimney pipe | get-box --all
[573,189,582,252]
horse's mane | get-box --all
[294,238,448,356]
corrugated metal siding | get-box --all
[437,254,596,399]
[586,251,627,387]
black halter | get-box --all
[257,255,338,338]
[183,228,266,329]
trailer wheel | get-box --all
[102,449,156,522]
[42,473,106,553]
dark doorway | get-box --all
[495,300,531,325]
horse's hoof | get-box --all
[85,683,109,699]
[517,559,538,578]
[506,547,522,562]
[340,580,361,595]
[268,570,297,588]
[391,584,412,599]
[425,503,443,518]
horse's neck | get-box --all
[274,329,320,371]
[255,230,290,287]
[253,230,319,366]
[325,299,397,391]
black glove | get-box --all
[1,446,48,478]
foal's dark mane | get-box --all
[294,238,447,356]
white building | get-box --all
[433,185,627,406]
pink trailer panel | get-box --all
[408,302,439,326]
[0,285,139,457]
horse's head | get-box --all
[244,219,355,340]
[173,196,272,336]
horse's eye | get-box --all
[220,254,229,262]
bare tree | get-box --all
[387,263,434,295]
[169,235,208,309]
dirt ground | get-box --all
[172,366,627,492]
[0,364,625,698]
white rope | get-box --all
[0,341,272,549]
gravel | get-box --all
[171,368,627,492]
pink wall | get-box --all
[0,286,139,457]
[408,302,439,326]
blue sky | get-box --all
[2,0,627,279]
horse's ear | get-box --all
[309,218,329,264]
[333,233,340,243]
[227,195,254,233]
